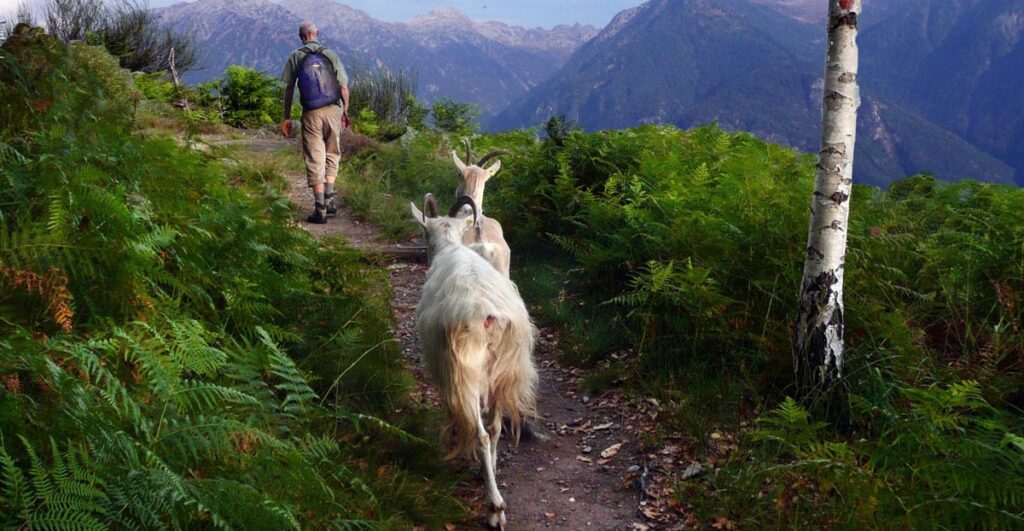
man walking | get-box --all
[281,21,349,224]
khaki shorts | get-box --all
[301,104,343,187]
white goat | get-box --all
[412,194,538,529]
[452,144,512,278]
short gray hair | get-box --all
[299,21,317,40]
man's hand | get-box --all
[280,119,293,138]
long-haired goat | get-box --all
[452,140,512,278]
[411,194,538,529]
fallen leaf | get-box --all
[593,422,614,431]
[659,445,681,455]
[640,505,661,520]
[601,443,623,459]
[681,462,705,480]
[711,516,738,530]
[576,455,593,464]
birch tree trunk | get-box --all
[795,0,861,397]
[168,47,190,111]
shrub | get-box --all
[132,71,176,102]
[217,65,281,128]
[348,64,422,141]
[431,97,480,135]
[696,385,1024,528]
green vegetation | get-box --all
[338,122,1024,526]
[216,65,283,128]
[0,26,461,528]
[135,61,432,143]
[41,0,197,72]
[5,12,1021,527]
[348,65,426,142]
[430,98,480,136]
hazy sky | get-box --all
[1,0,645,28]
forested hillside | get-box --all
[859,0,1024,182]
[494,0,1024,186]
[0,25,461,528]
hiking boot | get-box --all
[326,194,338,217]
[306,207,328,224]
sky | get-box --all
[1,0,646,29]
[311,0,644,28]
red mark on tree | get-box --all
[840,0,854,10]
[484,316,497,329]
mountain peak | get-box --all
[409,6,473,27]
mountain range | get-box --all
[155,0,1023,186]
[153,0,597,115]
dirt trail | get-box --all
[232,135,674,530]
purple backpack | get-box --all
[297,48,341,111]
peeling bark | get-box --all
[795,0,861,397]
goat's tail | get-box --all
[440,321,490,460]
[489,315,539,445]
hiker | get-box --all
[280,21,349,224]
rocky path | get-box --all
[236,135,688,530]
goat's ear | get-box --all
[409,202,426,227]
[451,150,468,174]
[484,160,501,179]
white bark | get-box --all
[795,0,861,394]
[168,47,190,111]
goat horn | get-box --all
[424,193,439,219]
[462,137,474,165]
[476,150,510,168]
[449,194,478,227]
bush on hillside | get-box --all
[215,65,282,128]
[43,0,197,72]
[431,97,480,135]
[348,64,425,141]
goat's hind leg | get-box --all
[477,406,506,529]
[488,410,502,475]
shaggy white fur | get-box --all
[411,197,538,529]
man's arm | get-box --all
[280,52,298,136]
[327,50,349,114]
[283,83,296,121]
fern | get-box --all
[0,437,107,531]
